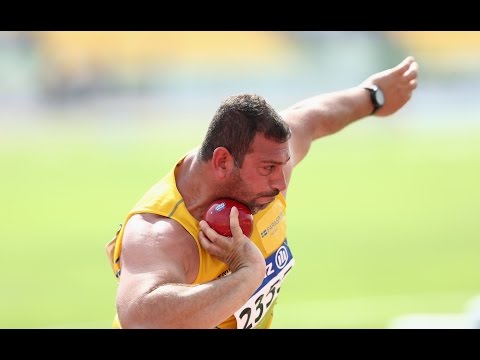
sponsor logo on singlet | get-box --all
[260,210,285,238]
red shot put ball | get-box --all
[202,198,253,237]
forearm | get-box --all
[284,87,373,141]
[118,266,263,329]
[293,55,419,138]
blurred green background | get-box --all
[1,31,479,328]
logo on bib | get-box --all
[275,245,289,269]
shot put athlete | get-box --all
[106,56,419,329]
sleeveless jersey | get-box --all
[106,156,295,329]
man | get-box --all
[106,56,419,329]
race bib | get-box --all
[234,239,294,329]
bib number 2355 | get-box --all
[234,243,294,329]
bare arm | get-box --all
[116,208,265,329]
[281,56,419,171]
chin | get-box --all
[252,203,269,214]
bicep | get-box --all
[116,216,198,310]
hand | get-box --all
[199,206,266,275]
[361,56,419,117]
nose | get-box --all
[270,169,287,193]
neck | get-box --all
[176,151,217,220]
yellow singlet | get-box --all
[106,155,295,329]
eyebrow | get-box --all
[260,156,291,165]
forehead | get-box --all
[245,134,290,162]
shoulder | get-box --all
[123,213,196,252]
[121,213,199,282]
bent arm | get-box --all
[281,56,419,169]
[117,262,261,329]
[116,214,265,329]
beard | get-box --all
[221,168,279,215]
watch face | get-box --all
[375,88,385,106]
[364,85,385,113]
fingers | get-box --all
[199,220,216,242]
[403,60,419,81]
[392,56,418,90]
[199,228,222,258]
[393,55,416,74]
[229,206,243,238]
[199,220,230,258]
[404,55,416,64]
[199,209,247,262]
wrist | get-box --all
[363,85,385,115]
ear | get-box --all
[211,147,234,178]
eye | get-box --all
[263,165,275,173]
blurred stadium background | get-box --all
[1,31,479,329]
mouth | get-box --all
[256,196,276,206]
[259,196,275,203]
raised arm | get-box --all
[281,56,419,171]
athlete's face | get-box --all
[224,134,290,214]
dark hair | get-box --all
[198,94,291,167]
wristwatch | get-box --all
[363,85,385,114]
